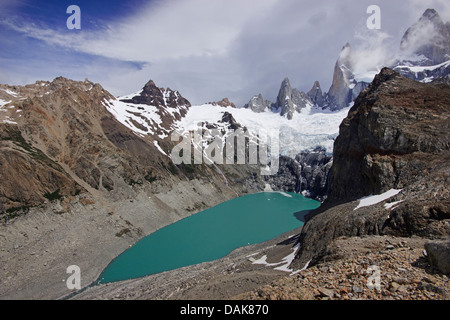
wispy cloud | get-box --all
[3,0,278,62]
[1,0,449,105]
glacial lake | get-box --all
[98,192,320,283]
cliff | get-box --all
[292,68,450,269]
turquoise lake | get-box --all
[98,192,320,283]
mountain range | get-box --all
[0,8,448,300]
[243,8,450,117]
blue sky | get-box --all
[1,0,449,106]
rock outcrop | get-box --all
[295,147,332,201]
[399,8,450,65]
[261,148,332,202]
[394,9,450,83]
[307,81,325,108]
[243,94,272,113]
[425,239,450,275]
[243,78,313,119]
[326,43,355,110]
[292,68,450,269]
[209,98,236,109]
[273,78,312,120]
[112,79,191,136]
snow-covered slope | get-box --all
[102,80,191,140]
[102,99,165,137]
[393,59,450,83]
[177,103,350,158]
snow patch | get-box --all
[2,89,19,97]
[251,244,301,273]
[354,189,402,211]
[394,60,450,73]
[273,243,300,272]
[0,99,11,108]
[384,200,404,210]
[153,140,168,156]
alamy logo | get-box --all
[66,265,81,290]
[366,265,381,290]
[170,127,279,175]
[367,5,381,30]
[66,5,81,30]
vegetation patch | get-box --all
[1,205,32,222]
[43,189,62,201]
[116,228,131,237]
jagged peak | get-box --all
[309,80,321,92]
[338,43,352,63]
[281,77,291,87]
[208,97,236,108]
[142,79,158,91]
[342,42,351,50]
[420,8,441,23]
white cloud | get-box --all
[5,0,278,63]
[1,0,449,106]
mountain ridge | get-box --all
[243,8,450,118]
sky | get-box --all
[0,0,449,106]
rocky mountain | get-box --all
[1,8,448,301]
[237,8,450,202]
[291,67,450,270]
[324,8,450,111]
[243,78,314,119]
[273,78,313,120]
[394,9,450,83]
[324,43,372,111]
[103,79,191,139]
[307,81,325,108]
[0,77,175,214]
[207,98,236,109]
[243,93,272,113]
[399,8,450,66]
[243,9,449,118]
[0,77,264,299]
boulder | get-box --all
[425,239,450,274]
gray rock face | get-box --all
[400,8,450,65]
[292,68,450,269]
[327,43,354,110]
[425,240,450,275]
[273,78,312,119]
[325,43,373,111]
[307,81,325,108]
[263,156,302,193]
[262,147,333,202]
[295,147,333,201]
[394,9,450,83]
[243,94,272,113]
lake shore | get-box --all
[71,227,304,300]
